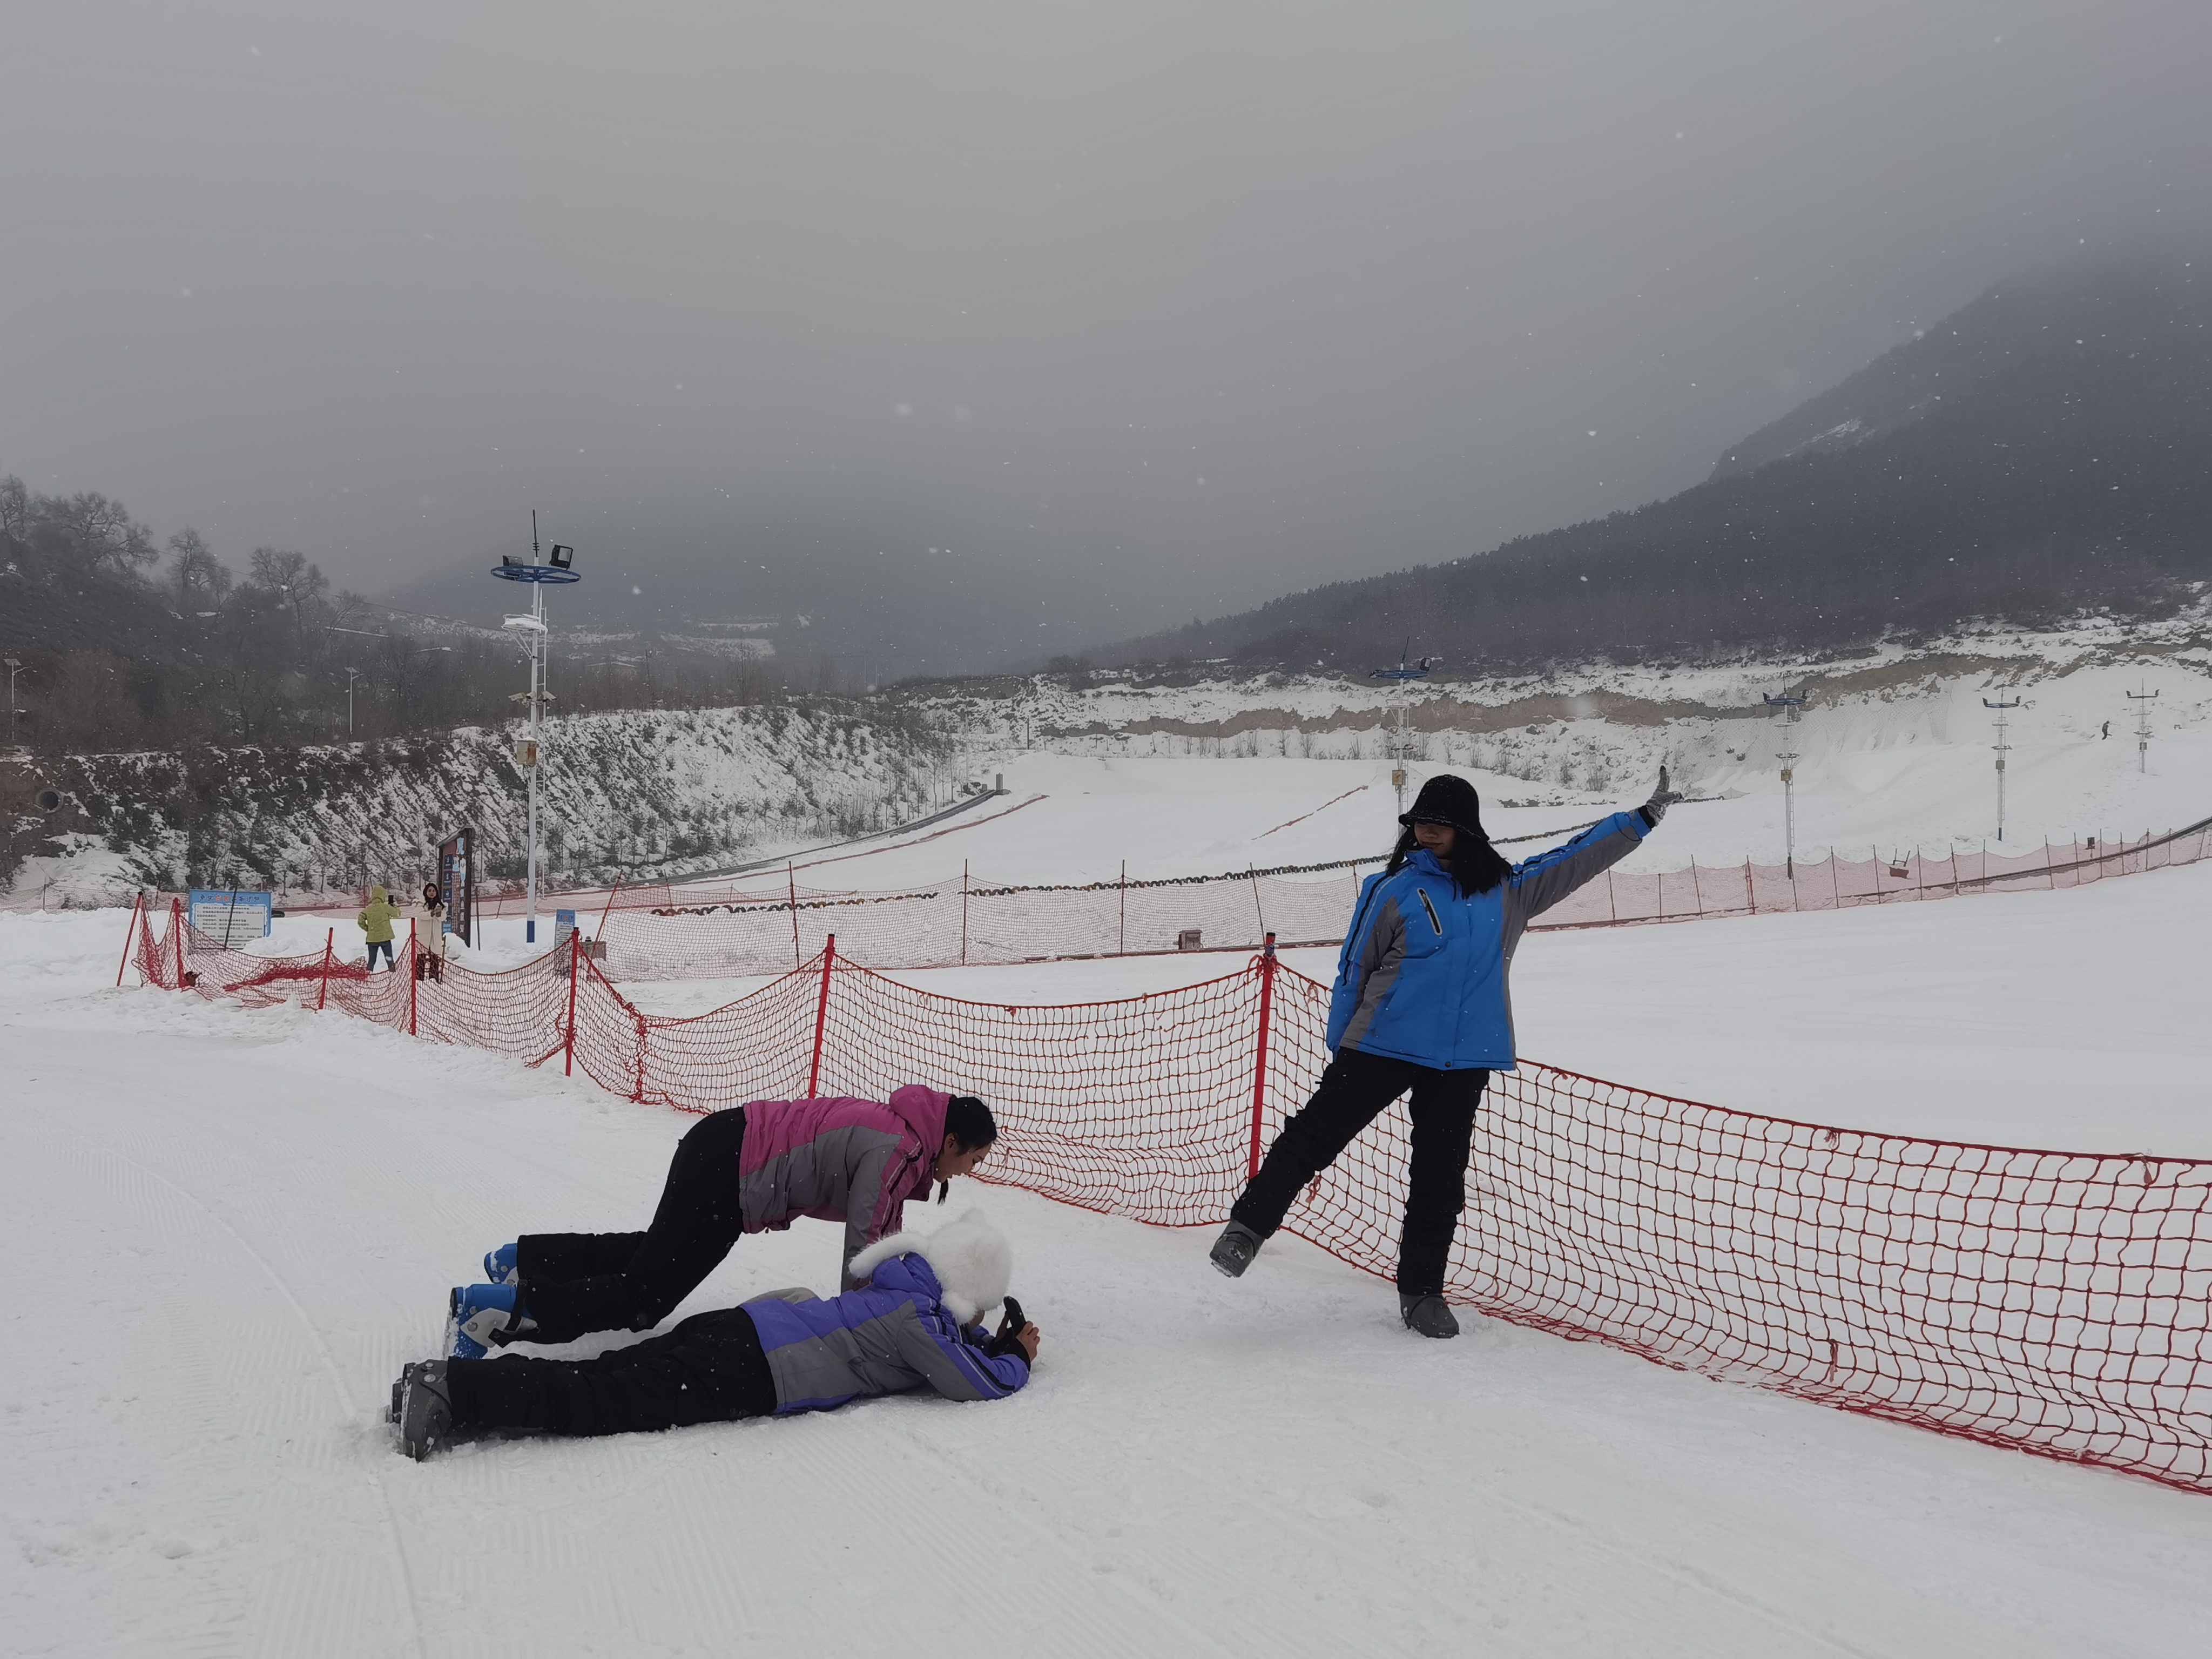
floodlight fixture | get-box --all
[488,509,583,943]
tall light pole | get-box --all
[1762,692,1808,877]
[1370,642,1436,817]
[492,514,579,945]
[1982,697,2024,841]
[344,666,361,737]
[2127,684,2159,774]
[4,657,24,728]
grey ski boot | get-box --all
[1399,1293,1460,1339]
[1210,1220,1263,1278]
[393,1360,458,1461]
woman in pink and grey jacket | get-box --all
[448,1088,999,1356]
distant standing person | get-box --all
[358,883,402,973]
[1209,770,1676,1339]
[415,881,448,981]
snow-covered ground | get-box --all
[8,857,2212,1655]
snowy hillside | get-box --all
[8,606,2207,908]
[4,699,981,906]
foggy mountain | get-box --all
[1095,247,2212,674]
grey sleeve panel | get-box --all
[887,1305,1000,1403]
[763,1303,936,1408]
[840,1141,898,1289]
[1502,822,1643,949]
[1337,895,1408,1052]
[737,1124,906,1236]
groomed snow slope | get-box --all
[6,882,2212,1656]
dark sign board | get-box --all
[437,826,475,948]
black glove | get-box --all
[1640,765,1680,828]
[983,1296,1030,1361]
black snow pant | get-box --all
[447,1306,779,1437]
[1229,1047,1488,1298]
[514,1107,749,1344]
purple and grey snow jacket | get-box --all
[740,1253,1030,1414]
[736,1086,950,1287]
[1326,813,1651,1071]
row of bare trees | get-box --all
[2,475,793,755]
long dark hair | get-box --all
[1385,825,1511,898]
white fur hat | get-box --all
[848,1209,1012,1324]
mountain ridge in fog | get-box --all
[1085,246,2212,675]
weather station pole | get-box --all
[1762,693,1808,878]
[2127,684,2158,774]
[1982,697,2024,842]
[492,512,579,945]
[1370,642,1437,818]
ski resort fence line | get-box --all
[583,818,2212,979]
[125,900,2212,1497]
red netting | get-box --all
[567,818,2212,977]
[129,902,2212,1495]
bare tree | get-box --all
[167,528,232,613]
[246,546,331,651]
[45,491,158,577]
[0,475,29,542]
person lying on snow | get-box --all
[393,1211,1039,1460]
[446,1089,1000,1360]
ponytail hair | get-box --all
[1385,825,1510,898]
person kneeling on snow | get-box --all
[446,1089,999,1361]
[393,1211,1039,1460]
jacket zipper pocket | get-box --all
[1416,890,1444,936]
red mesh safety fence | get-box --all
[548,817,2212,978]
[130,905,2212,1494]
[129,817,2212,975]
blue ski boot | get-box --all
[483,1242,520,1287]
[448,1283,537,1360]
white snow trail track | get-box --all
[7,911,2212,1656]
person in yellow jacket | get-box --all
[358,884,403,973]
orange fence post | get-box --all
[598,874,623,936]
[788,862,801,969]
[1247,933,1278,1181]
[806,933,837,1099]
[1118,859,1126,955]
[114,892,145,987]
[563,929,581,1077]
[407,922,419,1036]
[172,898,186,988]
[961,862,970,966]
[316,928,334,1010]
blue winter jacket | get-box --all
[740,1253,1030,1415]
[1326,812,1651,1071]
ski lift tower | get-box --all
[491,514,579,943]
[1370,644,1436,817]
[1981,696,2025,842]
[2127,684,2159,774]
[1762,692,1808,878]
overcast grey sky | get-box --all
[5,2,2209,664]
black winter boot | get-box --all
[1399,1292,1460,1339]
[1210,1220,1263,1278]
[394,1360,458,1460]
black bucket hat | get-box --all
[1397,773,1486,839]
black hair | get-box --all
[945,1095,997,1151]
[1384,825,1512,898]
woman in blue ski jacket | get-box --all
[1209,769,1673,1338]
